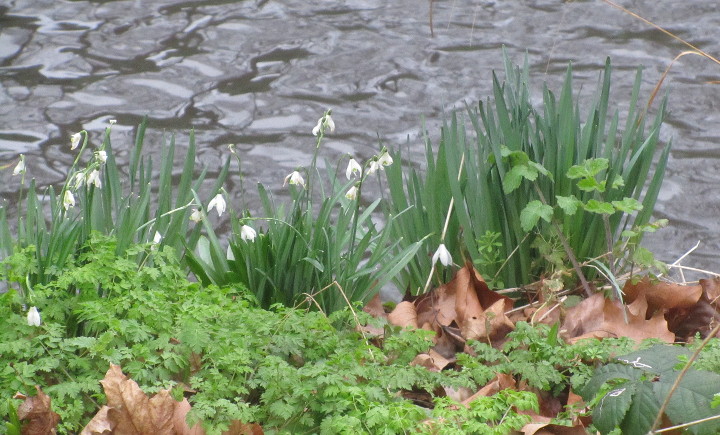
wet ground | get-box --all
[1,0,719,274]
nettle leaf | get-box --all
[584,199,615,214]
[520,200,553,231]
[556,195,582,215]
[503,165,538,193]
[611,198,643,213]
[579,363,642,401]
[616,344,690,375]
[656,371,720,435]
[577,177,605,192]
[567,158,609,179]
[620,381,658,435]
[593,382,636,434]
[611,175,625,189]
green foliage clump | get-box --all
[581,344,720,435]
[386,49,670,291]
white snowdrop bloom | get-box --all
[346,158,362,180]
[153,231,163,245]
[312,112,335,136]
[207,193,226,217]
[86,169,102,189]
[13,155,25,176]
[240,225,257,242]
[190,208,202,223]
[96,150,107,163]
[284,171,306,188]
[366,160,380,176]
[377,151,393,167]
[70,133,82,150]
[63,190,76,210]
[345,186,358,200]
[109,119,117,125]
[27,306,41,327]
[432,243,453,267]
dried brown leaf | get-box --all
[461,373,516,407]
[624,277,702,311]
[362,293,387,319]
[561,293,674,343]
[410,349,451,372]
[460,298,515,343]
[173,398,205,435]
[80,406,114,435]
[17,386,60,435]
[387,301,418,328]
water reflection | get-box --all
[1,0,719,272]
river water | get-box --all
[1,0,719,276]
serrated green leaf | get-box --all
[519,200,553,231]
[620,381,659,435]
[579,363,642,401]
[616,344,691,375]
[655,371,720,435]
[611,175,625,189]
[503,165,538,193]
[611,198,643,213]
[556,195,582,216]
[593,382,636,434]
[584,200,615,214]
[577,177,605,192]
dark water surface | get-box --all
[1,0,719,274]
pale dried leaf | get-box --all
[80,406,114,435]
[173,398,205,435]
[461,373,515,406]
[17,386,60,435]
[624,277,702,311]
[388,301,418,328]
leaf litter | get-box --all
[14,264,720,433]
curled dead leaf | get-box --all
[388,301,418,328]
[17,385,60,435]
[623,276,702,311]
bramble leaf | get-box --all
[584,200,615,214]
[520,200,553,231]
[556,195,582,215]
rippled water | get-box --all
[1,0,719,273]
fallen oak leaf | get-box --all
[16,386,60,435]
[460,373,516,407]
[460,298,515,344]
[623,276,702,311]
[387,301,418,329]
[561,293,674,344]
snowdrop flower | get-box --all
[366,160,381,176]
[63,190,75,210]
[109,119,117,125]
[208,193,226,217]
[345,186,358,200]
[86,169,102,189]
[226,245,235,260]
[377,150,393,167]
[96,150,107,163]
[70,132,82,150]
[312,112,336,136]
[240,225,257,242]
[153,231,163,245]
[27,306,41,327]
[284,171,306,188]
[346,158,362,180]
[13,155,25,176]
[190,208,202,223]
[72,172,85,189]
[432,243,453,267]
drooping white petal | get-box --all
[153,231,163,244]
[27,306,41,326]
[109,119,117,125]
[284,171,306,188]
[96,150,108,163]
[63,190,75,210]
[366,160,380,176]
[208,193,226,217]
[240,225,257,242]
[432,243,453,267]
[190,208,202,223]
[12,155,25,176]
[70,133,82,150]
[345,186,358,200]
[377,151,393,167]
[86,169,102,189]
[325,114,335,133]
[312,118,322,136]
[346,158,362,180]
